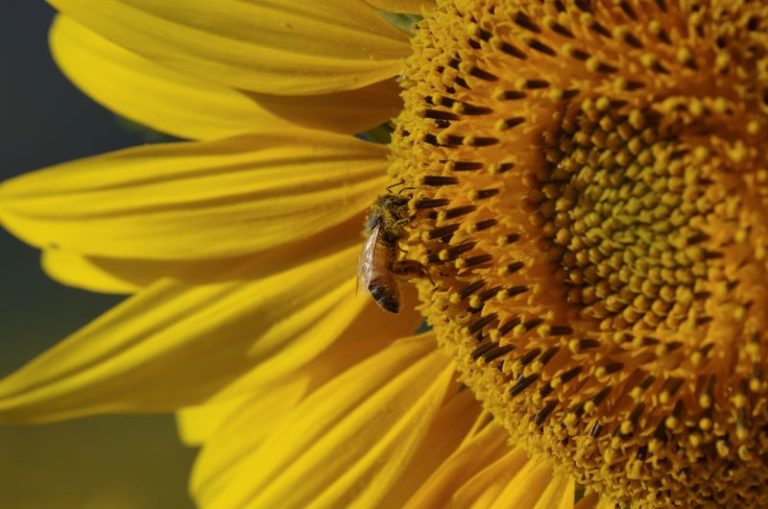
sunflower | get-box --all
[2,0,768,508]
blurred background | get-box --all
[0,3,196,508]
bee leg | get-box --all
[392,217,411,236]
[386,218,411,244]
[391,260,433,284]
[394,218,409,228]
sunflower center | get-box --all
[389,1,768,507]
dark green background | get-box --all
[1,4,196,508]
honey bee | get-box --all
[358,193,425,313]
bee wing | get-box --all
[357,223,380,294]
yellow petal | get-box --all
[247,79,402,135]
[451,443,531,508]
[42,249,140,294]
[192,335,453,509]
[50,15,293,140]
[531,473,575,509]
[209,282,423,403]
[49,0,409,95]
[52,16,400,138]
[461,409,494,444]
[404,421,576,509]
[176,394,252,446]
[178,302,420,448]
[176,383,299,447]
[0,245,371,423]
[364,0,436,14]
[489,458,570,509]
[378,389,482,508]
[402,423,510,509]
[37,214,367,294]
[0,131,387,259]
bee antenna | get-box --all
[386,178,415,194]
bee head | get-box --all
[366,193,410,242]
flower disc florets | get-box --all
[390,1,768,507]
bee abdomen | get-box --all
[369,282,401,314]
